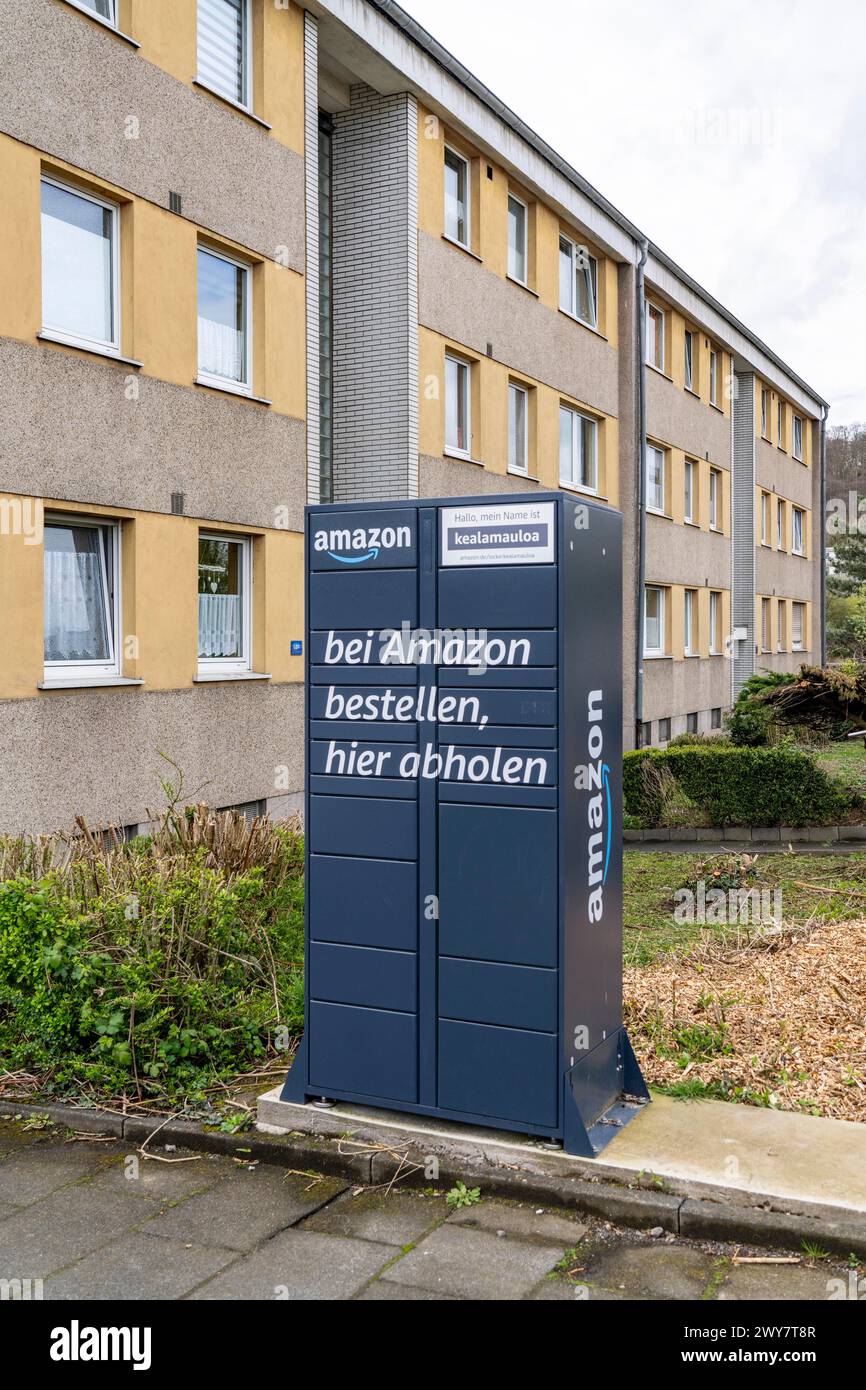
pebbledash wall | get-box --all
[0,0,827,834]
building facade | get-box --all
[0,0,827,834]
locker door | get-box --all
[434,550,559,1133]
[306,508,421,1106]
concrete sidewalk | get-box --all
[0,1119,855,1301]
[258,1088,866,1256]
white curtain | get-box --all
[199,593,240,659]
[198,315,243,382]
[44,548,109,663]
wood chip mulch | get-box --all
[625,919,866,1121]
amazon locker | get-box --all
[282,493,648,1156]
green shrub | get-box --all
[624,744,848,827]
[726,700,773,746]
[0,808,304,1102]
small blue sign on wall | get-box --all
[291,640,303,657]
[282,493,648,1155]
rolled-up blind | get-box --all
[197,0,246,105]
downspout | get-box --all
[634,238,649,747]
[820,403,829,665]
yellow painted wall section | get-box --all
[0,500,44,698]
[0,138,305,420]
[129,0,304,154]
[0,137,41,341]
[419,327,619,505]
[416,106,617,343]
[0,498,304,699]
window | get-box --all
[507,194,527,284]
[77,0,117,22]
[709,590,721,653]
[684,460,696,523]
[684,330,694,390]
[793,415,804,461]
[709,468,721,529]
[508,383,528,474]
[687,712,699,735]
[41,178,120,355]
[777,498,786,550]
[761,597,771,652]
[760,491,770,545]
[646,444,665,514]
[711,707,722,730]
[777,600,787,652]
[559,406,598,492]
[761,387,769,438]
[445,353,471,457]
[644,585,666,656]
[646,301,664,370]
[197,246,251,393]
[640,721,652,748]
[198,533,251,672]
[777,399,785,447]
[197,0,250,107]
[709,348,719,406]
[44,519,119,682]
[684,589,698,655]
[444,147,470,247]
[559,235,597,328]
[792,602,805,650]
[659,717,671,743]
[793,507,805,555]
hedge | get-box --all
[623,744,848,827]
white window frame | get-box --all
[792,602,805,651]
[793,415,803,461]
[777,400,784,447]
[709,348,719,405]
[646,301,665,370]
[643,585,666,657]
[683,459,696,523]
[761,596,771,653]
[777,498,785,550]
[508,382,529,475]
[760,491,769,545]
[507,193,528,285]
[684,589,697,655]
[41,175,121,357]
[43,515,121,683]
[792,507,805,555]
[777,599,787,652]
[197,531,252,675]
[646,443,666,515]
[559,405,598,494]
[559,233,598,329]
[444,145,470,249]
[69,0,119,26]
[196,0,252,111]
[684,330,694,390]
[761,387,769,438]
[709,468,720,530]
[709,590,721,654]
[197,244,253,396]
[445,352,472,459]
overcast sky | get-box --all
[402,0,866,425]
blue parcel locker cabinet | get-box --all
[283,495,648,1155]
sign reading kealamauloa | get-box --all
[284,494,648,1157]
[440,501,555,566]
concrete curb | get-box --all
[3,1098,864,1258]
[623,824,866,845]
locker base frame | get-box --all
[280,1027,649,1156]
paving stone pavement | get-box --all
[0,1123,855,1301]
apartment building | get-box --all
[0,0,827,833]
